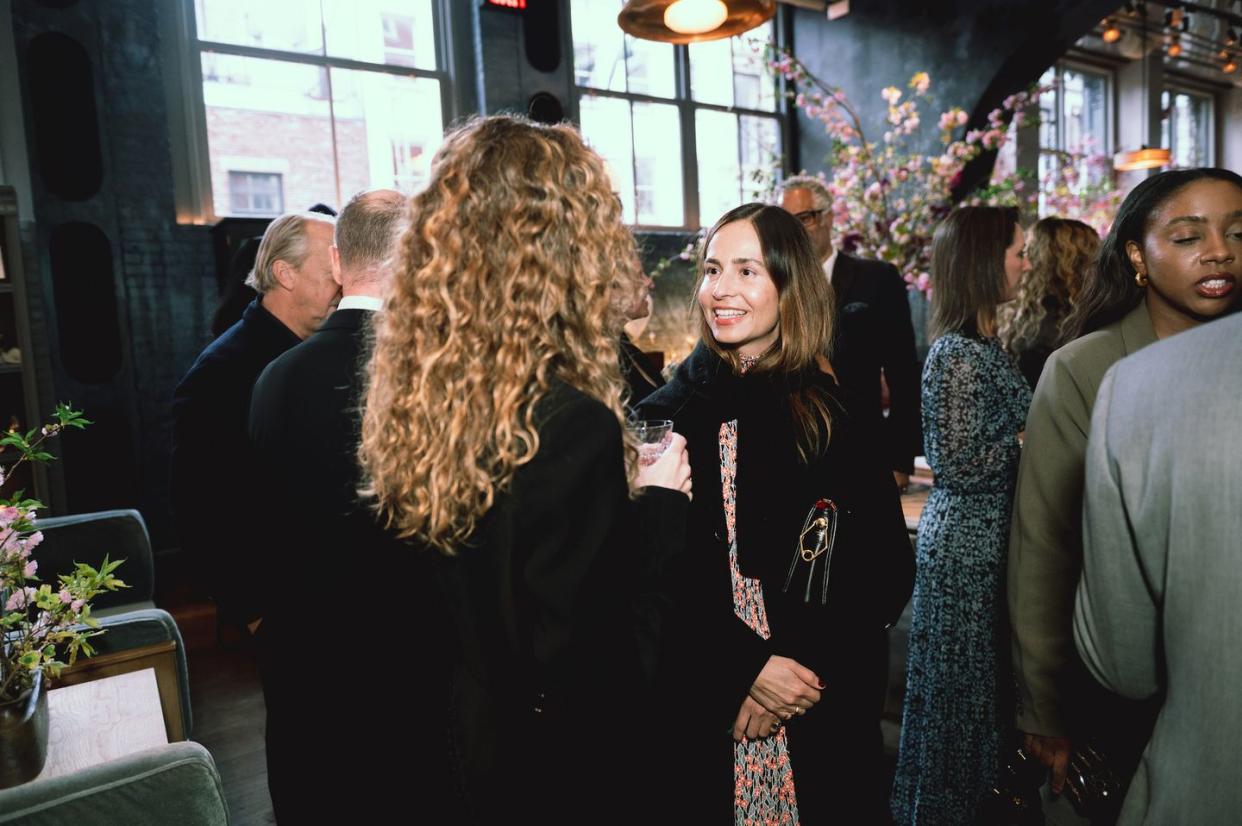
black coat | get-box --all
[430,381,688,826]
[171,298,300,623]
[831,253,923,475]
[246,308,453,822]
[637,342,914,823]
[620,332,665,407]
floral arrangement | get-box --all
[0,405,125,705]
[763,46,1122,294]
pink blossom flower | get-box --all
[24,531,42,551]
[5,588,29,611]
[58,588,72,604]
[71,598,85,612]
[881,86,902,105]
[910,72,931,94]
[23,560,37,578]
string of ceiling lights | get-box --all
[1099,0,1242,73]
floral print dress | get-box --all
[891,334,1032,825]
[721,419,800,825]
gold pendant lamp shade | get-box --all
[618,0,776,44]
[1113,147,1172,171]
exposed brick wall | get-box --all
[205,108,369,215]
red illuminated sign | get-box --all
[483,0,526,9]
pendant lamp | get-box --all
[618,0,776,44]
[1113,146,1172,171]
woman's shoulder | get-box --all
[537,380,618,436]
[925,331,995,365]
[1043,323,1128,387]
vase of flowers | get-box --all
[0,404,125,788]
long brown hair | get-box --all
[695,203,836,461]
[358,115,641,554]
[999,217,1098,353]
[929,205,1020,339]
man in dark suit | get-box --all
[247,190,449,821]
[780,175,922,490]
[171,210,337,625]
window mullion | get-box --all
[677,45,699,228]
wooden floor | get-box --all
[187,641,275,825]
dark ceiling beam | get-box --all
[952,0,1127,200]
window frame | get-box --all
[164,0,470,224]
[571,9,791,231]
[1037,59,1115,160]
[1161,80,1216,168]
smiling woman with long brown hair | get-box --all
[638,203,913,823]
[357,114,691,825]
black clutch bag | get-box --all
[782,497,846,605]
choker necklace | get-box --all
[739,342,777,373]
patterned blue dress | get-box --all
[891,333,1032,825]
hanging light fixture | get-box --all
[1102,18,1122,42]
[664,0,728,34]
[1114,15,1171,172]
[1225,55,1239,73]
[618,0,776,44]
[1167,35,1183,57]
[1114,146,1173,170]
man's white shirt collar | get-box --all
[822,249,839,284]
[336,295,383,312]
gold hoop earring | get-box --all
[1135,271,1149,287]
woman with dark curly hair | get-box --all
[1008,168,1242,817]
[358,115,692,825]
[999,217,1100,389]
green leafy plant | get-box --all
[0,404,126,704]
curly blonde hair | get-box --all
[358,115,641,554]
[999,217,1099,354]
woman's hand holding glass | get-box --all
[634,432,692,500]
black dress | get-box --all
[638,342,914,823]
[431,380,688,826]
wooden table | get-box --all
[900,474,933,534]
[39,668,169,781]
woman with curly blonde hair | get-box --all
[998,217,1099,389]
[358,115,691,824]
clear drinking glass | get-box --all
[627,419,674,467]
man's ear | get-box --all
[330,245,343,287]
[271,259,296,291]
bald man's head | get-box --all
[333,189,408,289]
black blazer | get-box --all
[620,332,664,407]
[247,308,454,821]
[637,343,914,821]
[171,298,300,623]
[831,252,923,475]
[430,381,688,825]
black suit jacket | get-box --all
[171,298,300,623]
[247,308,453,821]
[637,342,915,822]
[432,381,687,825]
[831,252,923,474]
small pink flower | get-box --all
[24,531,42,551]
[71,598,85,612]
[910,72,931,94]
[5,589,27,610]
[58,588,72,604]
[881,86,902,105]
[23,560,37,578]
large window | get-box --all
[1037,63,1111,198]
[1161,87,1214,167]
[571,2,784,228]
[189,0,449,219]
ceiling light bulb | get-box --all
[1225,58,1239,73]
[1167,38,1182,57]
[663,0,729,35]
[1103,20,1122,42]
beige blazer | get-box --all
[1006,303,1156,736]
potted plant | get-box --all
[0,404,126,788]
